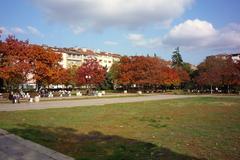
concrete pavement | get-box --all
[0,129,74,160]
[0,94,199,112]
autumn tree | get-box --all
[162,67,180,87]
[75,58,106,88]
[196,57,221,93]
[195,56,239,93]
[27,44,63,90]
[0,35,31,90]
[0,30,3,90]
[130,56,172,89]
[117,56,133,88]
[0,34,64,91]
[64,66,78,87]
[116,56,181,90]
[175,67,190,87]
[234,60,240,86]
[219,57,239,93]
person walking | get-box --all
[8,91,14,103]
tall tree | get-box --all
[219,57,239,93]
[108,62,120,89]
[171,47,183,68]
[65,66,78,87]
[0,35,31,90]
[171,47,190,88]
[117,56,133,87]
[234,60,240,85]
[195,56,238,93]
[28,44,63,89]
[0,34,64,90]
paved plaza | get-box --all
[0,129,73,160]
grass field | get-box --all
[0,97,239,160]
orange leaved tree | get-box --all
[28,44,63,90]
[0,35,31,90]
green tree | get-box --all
[98,72,114,90]
[171,47,183,68]
[108,62,120,89]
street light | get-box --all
[85,75,91,95]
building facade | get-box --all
[207,53,240,63]
[50,47,121,70]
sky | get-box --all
[0,0,240,64]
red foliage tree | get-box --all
[234,60,240,85]
[117,56,133,86]
[75,59,106,87]
[162,67,180,86]
[0,34,64,90]
[175,67,190,84]
[0,35,31,89]
[195,56,239,93]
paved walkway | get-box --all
[0,94,199,112]
[0,129,74,160]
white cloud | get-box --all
[32,0,193,32]
[1,26,44,38]
[128,34,146,46]
[163,19,240,50]
[127,19,240,51]
[163,19,217,48]
[11,27,26,34]
[104,40,118,45]
[0,26,11,35]
[27,26,44,37]
[70,25,85,35]
[212,24,240,49]
[127,33,162,48]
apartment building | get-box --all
[51,47,121,70]
[231,53,240,62]
[207,53,240,63]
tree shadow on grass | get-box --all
[8,124,206,160]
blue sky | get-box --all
[1,0,240,64]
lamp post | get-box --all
[85,75,91,95]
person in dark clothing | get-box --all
[8,91,14,103]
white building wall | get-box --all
[59,52,68,69]
[59,50,120,71]
[232,54,240,63]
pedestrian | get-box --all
[8,91,14,103]
[16,92,20,103]
[12,92,17,104]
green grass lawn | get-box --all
[0,97,240,160]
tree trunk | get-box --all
[210,85,213,94]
